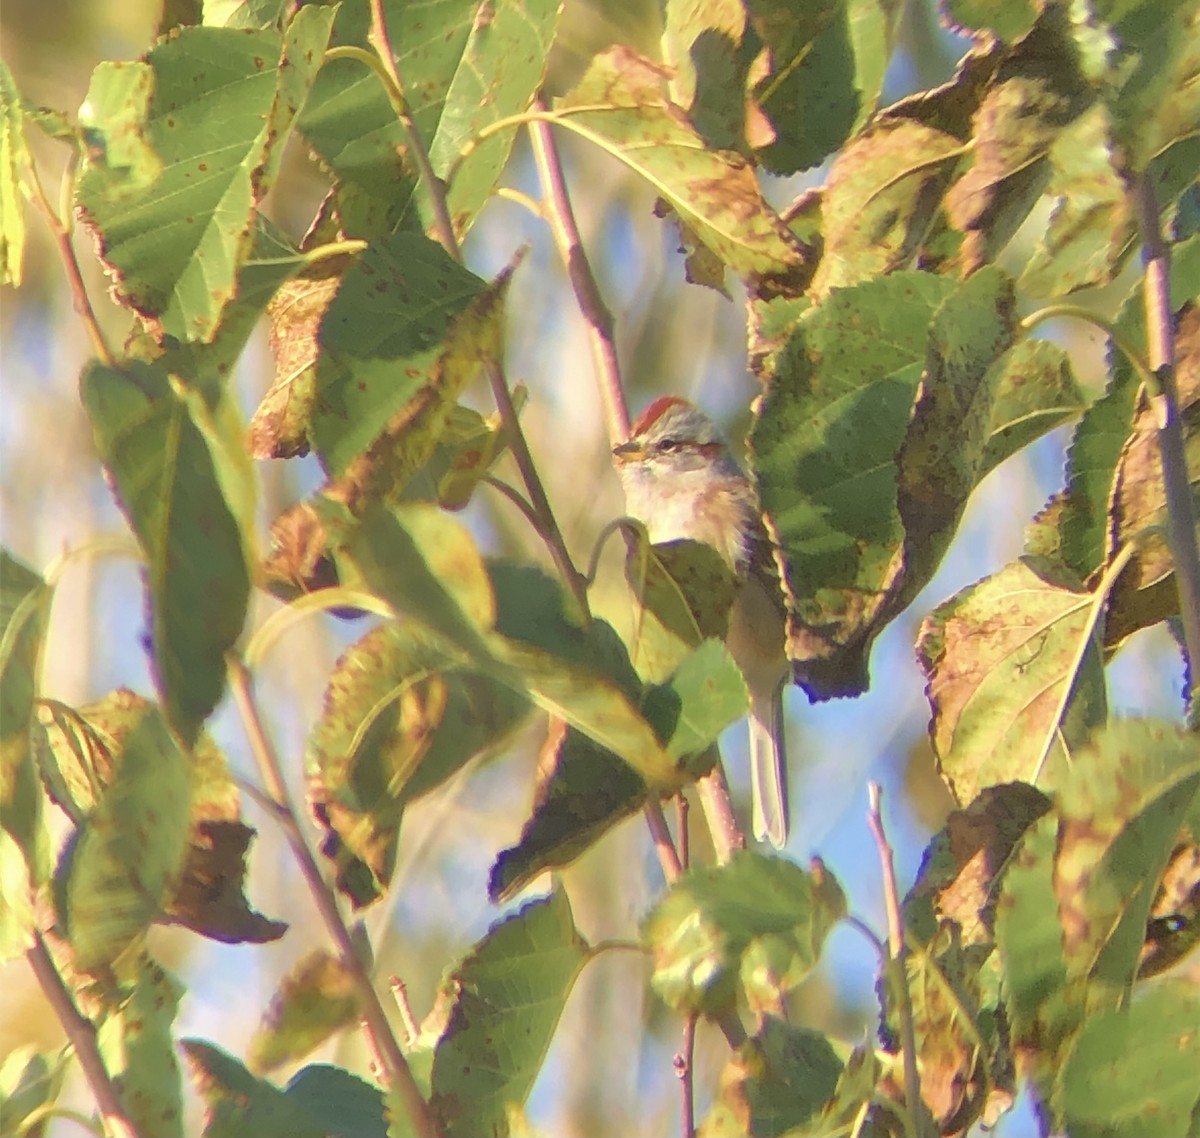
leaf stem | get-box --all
[484,357,592,619]
[367,0,461,259]
[25,933,139,1138]
[866,783,926,1138]
[1020,304,1155,390]
[1134,174,1200,704]
[527,101,629,441]
[676,1011,697,1138]
[1029,536,1144,785]
[242,588,395,673]
[23,152,114,367]
[226,655,441,1138]
[645,796,683,881]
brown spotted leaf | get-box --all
[555,46,808,287]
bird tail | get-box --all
[749,680,789,848]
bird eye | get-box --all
[657,438,682,452]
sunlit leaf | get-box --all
[429,0,562,238]
[98,954,185,1138]
[36,688,284,944]
[754,269,1018,699]
[82,360,253,744]
[77,10,335,342]
[248,950,361,1074]
[0,62,28,286]
[644,852,845,1016]
[555,46,808,286]
[0,550,51,891]
[702,1018,843,1136]
[58,705,191,972]
[945,6,1093,274]
[308,619,529,903]
[428,890,588,1138]
[917,557,1107,806]
[1060,982,1200,1138]
[1044,719,1200,987]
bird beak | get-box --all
[611,439,642,464]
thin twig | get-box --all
[367,0,461,259]
[695,761,746,864]
[24,153,114,367]
[26,933,139,1138]
[484,357,592,618]
[389,975,421,1045]
[527,103,629,442]
[227,657,441,1138]
[1134,174,1200,702]
[676,792,690,869]
[644,796,683,882]
[867,783,926,1138]
[676,1012,697,1138]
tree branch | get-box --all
[1134,174,1200,702]
[26,933,139,1138]
[867,783,926,1138]
[227,656,441,1138]
[527,104,629,442]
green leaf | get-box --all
[1044,719,1200,988]
[752,271,955,697]
[808,115,963,299]
[487,637,744,903]
[1051,236,1200,577]
[980,338,1087,476]
[643,851,846,1016]
[0,1045,68,1138]
[943,0,1039,41]
[307,619,529,904]
[1103,0,1200,174]
[428,890,588,1138]
[0,833,35,961]
[663,0,895,176]
[98,954,185,1138]
[753,269,1018,699]
[57,705,192,972]
[1020,104,1134,297]
[0,61,28,286]
[324,508,685,790]
[702,1019,843,1136]
[77,61,163,191]
[750,0,896,176]
[488,724,649,904]
[248,950,362,1074]
[82,360,253,745]
[183,1042,385,1138]
[309,232,494,487]
[642,638,747,765]
[77,12,334,342]
[1060,982,1200,1138]
[917,556,1107,806]
[325,499,496,649]
[487,564,683,788]
[896,266,1018,566]
[284,1066,389,1138]
[297,0,476,237]
[430,0,562,238]
[554,46,808,285]
[994,811,1078,1100]
[0,550,51,891]
[945,6,1093,274]
[36,688,284,944]
[903,782,1052,948]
